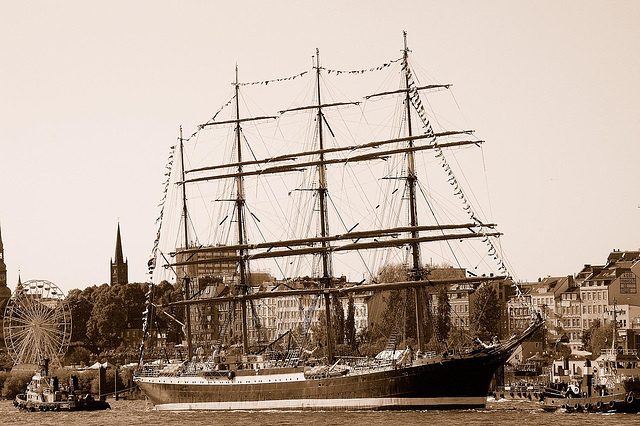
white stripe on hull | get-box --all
[153,396,487,411]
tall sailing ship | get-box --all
[134,33,542,411]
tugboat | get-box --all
[13,359,110,412]
[541,349,640,413]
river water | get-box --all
[0,397,637,426]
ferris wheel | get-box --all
[3,279,72,366]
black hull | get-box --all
[136,351,508,410]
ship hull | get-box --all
[136,351,506,411]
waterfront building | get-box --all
[529,276,572,332]
[558,284,582,350]
[110,223,129,285]
[508,291,533,334]
[579,251,640,336]
[427,268,512,339]
[270,276,368,343]
[173,245,238,352]
[504,249,640,354]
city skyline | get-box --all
[1,1,639,293]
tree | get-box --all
[331,294,345,346]
[583,320,615,358]
[66,288,94,343]
[63,346,92,366]
[1,371,32,399]
[112,282,147,328]
[375,264,416,342]
[470,283,501,340]
[86,286,127,350]
[345,295,356,349]
[435,287,451,341]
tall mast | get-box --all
[315,48,335,362]
[179,125,193,360]
[234,65,250,354]
[402,31,425,352]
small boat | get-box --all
[13,361,110,412]
[541,390,639,413]
[541,348,640,413]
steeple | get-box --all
[0,224,9,351]
[115,222,125,264]
[0,223,7,287]
[110,222,128,285]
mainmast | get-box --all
[234,65,250,354]
[315,49,335,362]
[402,31,425,352]
[179,125,194,360]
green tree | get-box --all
[112,282,147,328]
[375,264,415,341]
[345,295,356,349]
[66,288,94,343]
[86,287,127,350]
[470,283,501,340]
[1,371,32,399]
[583,320,615,358]
[435,287,451,341]
[63,345,92,366]
[331,294,345,346]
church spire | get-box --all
[110,222,128,285]
[0,222,4,260]
[115,222,125,264]
[0,223,6,287]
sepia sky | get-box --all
[1,1,639,293]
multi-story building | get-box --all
[530,276,572,328]
[426,267,513,339]
[174,245,238,353]
[505,249,640,354]
[579,251,640,332]
[558,285,582,350]
[580,265,616,330]
[270,277,369,343]
[507,292,533,334]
